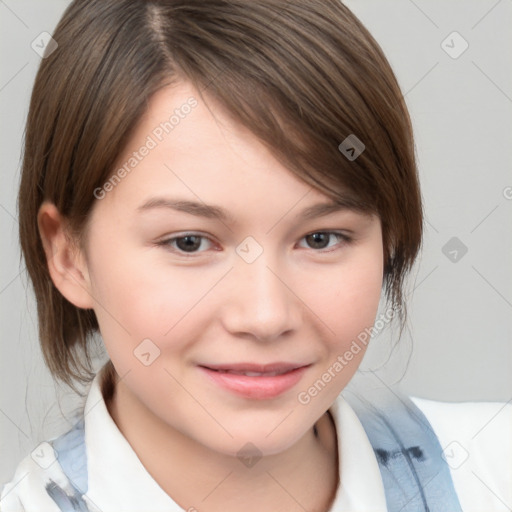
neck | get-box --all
[106,379,339,512]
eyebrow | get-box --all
[137,196,362,223]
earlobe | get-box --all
[37,202,94,309]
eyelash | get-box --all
[156,231,352,257]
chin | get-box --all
[197,418,311,460]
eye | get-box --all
[298,231,350,251]
[158,233,214,254]
[157,230,351,256]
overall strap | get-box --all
[47,384,463,512]
[46,417,90,512]
[344,384,463,512]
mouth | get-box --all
[198,362,311,400]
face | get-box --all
[82,81,384,457]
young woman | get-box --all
[1,1,510,511]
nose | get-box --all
[221,252,302,342]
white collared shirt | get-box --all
[1,372,511,511]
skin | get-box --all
[39,81,384,512]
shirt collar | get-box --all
[328,397,388,510]
[82,371,387,511]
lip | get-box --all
[198,362,311,400]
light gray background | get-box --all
[1,0,511,485]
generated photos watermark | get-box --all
[297,304,399,405]
[93,97,198,200]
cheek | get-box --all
[292,252,383,413]
[333,257,383,335]
[87,245,220,363]
[302,244,383,334]
[295,241,384,377]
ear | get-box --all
[37,202,94,309]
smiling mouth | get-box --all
[198,362,311,399]
[200,362,308,375]
[205,368,295,377]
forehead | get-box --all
[91,81,368,227]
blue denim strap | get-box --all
[47,417,90,511]
[344,384,463,512]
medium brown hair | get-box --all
[19,0,422,392]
